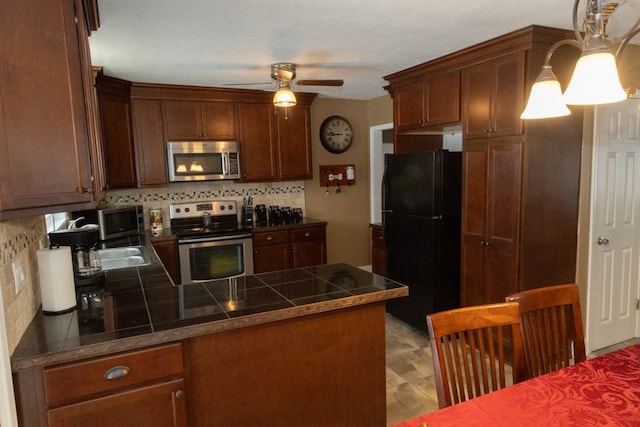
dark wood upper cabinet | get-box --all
[164,100,235,141]
[462,52,525,139]
[395,70,460,133]
[0,0,96,219]
[275,106,312,179]
[95,75,137,189]
[132,99,168,187]
[238,102,313,182]
[237,103,278,181]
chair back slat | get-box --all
[506,283,586,379]
[427,302,526,408]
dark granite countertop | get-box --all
[11,233,407,371]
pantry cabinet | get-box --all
[462,52,525,139]
[460,140,521,306]
[385,25,584,308]
[0,0,96,219]
[164,100,236,141]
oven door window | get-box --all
[188,243,245,280]
[172,153,223,177]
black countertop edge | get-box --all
[10,233,407,371]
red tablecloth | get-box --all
[393,343,640,426]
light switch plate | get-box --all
[12,261,25,294]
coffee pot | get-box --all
[49,228,104,287]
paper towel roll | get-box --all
[37,246,76,314]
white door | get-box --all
[588,98,640,351]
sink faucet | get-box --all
[67,216,84,229]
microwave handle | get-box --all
[222,152,229,176]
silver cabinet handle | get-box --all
[104,365,130,380]
[597,236,610,245]
[304,232,311,237]
[174,390,184,399]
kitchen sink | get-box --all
[98,245,151,270]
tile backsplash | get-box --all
[0,180,306,353]
[103,180,306,229]
[0,216,45,353]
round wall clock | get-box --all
[319,115,353,154]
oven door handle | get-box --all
[178,233,253,244]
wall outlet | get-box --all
[12,261,25,294]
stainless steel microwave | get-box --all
[167,141,241,182]
[71,205,144,241]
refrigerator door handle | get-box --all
[381,167,389,211]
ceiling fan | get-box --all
[227,63,344,107]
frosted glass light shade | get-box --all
[563,51,628,105]
[521,79,571,119]
[273,87,297,107]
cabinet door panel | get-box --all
[132,99,167,186]
[100,96,137,189]
[201,102,236,140]
[0,0,93,213]
[238,103,277,181]
[47,379,186,427]
[491,53,524,138]
[462,62,492,139]
[426,71,460,126]
[395,83,425,131]
[253,244,290,273]
[292,241,326,268]
[460,145,488,306]
[277,106,312,179]
[164,100,202,140]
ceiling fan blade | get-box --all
[223,82,272,86]
[295,79,344,86]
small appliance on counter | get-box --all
[71,205,143,241]
[255,204,267,226]
[48,228,105,288]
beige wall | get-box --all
[305,95,392,266]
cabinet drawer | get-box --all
[253,230,290,246]
[292,227,325,242]
[43,343,183,406]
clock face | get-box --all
[320,116,353,154]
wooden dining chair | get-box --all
[426,302,526,408]
[506,283,586,379]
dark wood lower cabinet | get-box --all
[253,224,327,273]
[47,379,186,427]
[186,303,387,427]
[151,239,180,284]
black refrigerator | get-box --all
[382,150,461,331]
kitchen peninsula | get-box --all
[11,238,407,427]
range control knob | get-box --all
[228,204,234,211]
[175,208,181,213]
[184,207,190,213]
[220,205,225,211]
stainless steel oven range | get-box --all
[169,200,253,285]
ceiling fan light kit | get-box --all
[268,62,344,107]
[521,0,639,120]
[273,81,297,107]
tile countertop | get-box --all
[11,233,408,371]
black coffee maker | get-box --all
[48,228,105,287]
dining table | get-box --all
[393,343,640,426]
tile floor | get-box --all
[384,313,640,426]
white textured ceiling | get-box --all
[88,0,640,100]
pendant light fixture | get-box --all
[521,0,638,119]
